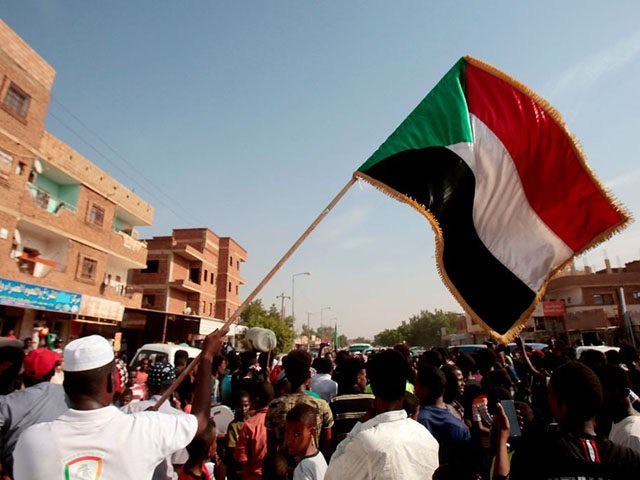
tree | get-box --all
[240,299,296,353]
[374,328,404,347]
[372,309,460,348]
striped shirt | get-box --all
[329,393,375,446]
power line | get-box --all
[47,98,201,226]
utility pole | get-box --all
[306,312,314,349]
[307,312,313,332]
[620,287,636,348]
[276,293,290,321]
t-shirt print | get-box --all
[64,455,103,480]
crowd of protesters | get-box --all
[3,330,640,479]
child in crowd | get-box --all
[178,419,216,480]
[225,390,251,479]
[403,391,420,421]
[127,367,147,401]
[285,403,327,480]
[118,388,133,407]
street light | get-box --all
[320,306,331,328]
[291,272,311,331]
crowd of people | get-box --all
[3,329,640,479]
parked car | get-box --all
[576,345,619,359]
[448,344,487,354]
[129,343,201,368]
[349,343,374,353]
[507,342,549,352]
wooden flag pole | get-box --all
[153,175,357,409]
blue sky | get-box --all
[3,2,640,338]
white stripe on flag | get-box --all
[447,115,573,291]
[585,439,597,462]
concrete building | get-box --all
[0,19,153,344]
[126,228,246,344]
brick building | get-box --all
[0,19,153,343]
[126,228,246,344]
[445,259,640,347]
[532,259,640,345]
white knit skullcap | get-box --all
[64,335,115,372]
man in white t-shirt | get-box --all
[601,364,640,453]
[325,349,439,480]
[13,327,228,480]
[121,361,188,480]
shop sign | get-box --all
[79,295,124,321]
[0,277,81,313]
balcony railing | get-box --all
[113,230,147,252]
[26,183,77,215]
[101,283,144,299]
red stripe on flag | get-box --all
[590,440,601,463]
[580,438,591,461]
[465,63,624,252]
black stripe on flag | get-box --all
[364,147,536,334]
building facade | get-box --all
[0,20,153,344]
[533,260,640,345]
[445,259,640,347]
[127,228,246,344]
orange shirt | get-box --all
[234,407,269,480]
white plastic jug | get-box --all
[245,327,277,352]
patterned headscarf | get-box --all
[115,359,129,393]
[147,361,176,387]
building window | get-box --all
[228,282,232,292]
[79,257,98,281]
[235,285,238,295]
[210,274,214,284]
[204,270,208,282]
[142,260,159,273]
[88,204,105,227]
[202,301,207,313]
[209,302,213,315]
[189,267,201,284]
[593,293,615,305]
[229,257,233,266]
[3,83,30,117]
[142,294,156,308]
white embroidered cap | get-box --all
[64,335,115,372]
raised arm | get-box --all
[192,327,229,434]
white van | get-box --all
[576,345,619,359]
[129,343,201,368]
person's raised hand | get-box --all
[494,402,510,442]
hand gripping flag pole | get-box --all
[153,176,357,409]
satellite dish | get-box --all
[33,159,43,174]
[183,307,192,315]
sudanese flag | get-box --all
[355,56,630,342]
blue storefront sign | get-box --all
[0,277,81,314]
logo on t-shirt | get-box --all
[64,456,103,480]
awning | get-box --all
[199,318,246,336]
